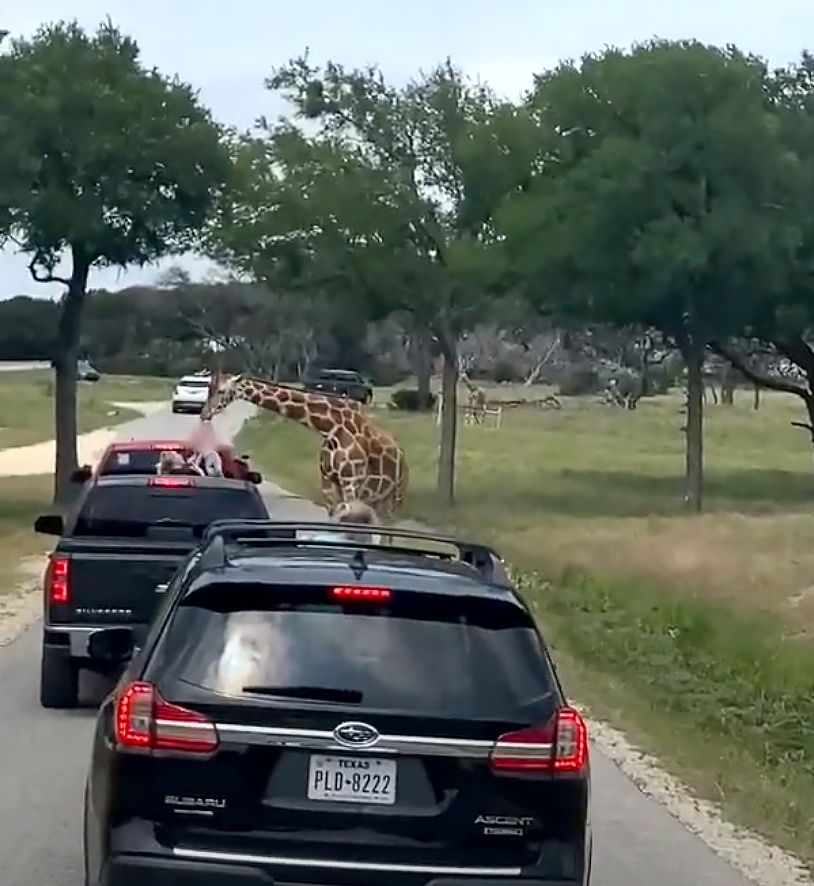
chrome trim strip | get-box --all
[213,722,496,758]
[493,741,554,757]
[172,846,522,876]
[158,721,556,760]
[44,624,131,657]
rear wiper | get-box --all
[242,685,363,704]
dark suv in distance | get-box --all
[83,521,592,886]
[302,368,374,404]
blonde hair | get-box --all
[156,450,186,474]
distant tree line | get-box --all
[3,275,684,392]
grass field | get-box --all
[0,475,53,598]
[238,385,814,865]
[0,371,172,449]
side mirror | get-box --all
[70,466,92,483]
[34,514,64,536]
[247,471,262,484]
[87,627,134,665]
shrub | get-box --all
[493,358,523,383]
[369,364,408,387]
[389,388,437,411]
[558,365,600,396]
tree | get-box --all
[710,54,814,458]
[497,40,805,511]
[0,20,230,500]
[210,56,521,502]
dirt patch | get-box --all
[0,400,166,478]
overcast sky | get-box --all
[2,0,811,299]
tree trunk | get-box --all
[436,338,459,503]
[720,366,735,405]
[753,385,760,411]
[683,345,704,512]
[800,394,814,466]
[640,354,651,397]
[413,328,433,408]
[53,256,90,504]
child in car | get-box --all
[187,419,224,477]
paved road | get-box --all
[0,405,756,885]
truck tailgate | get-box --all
[49,539,193,626]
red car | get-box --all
[71,439,262,485]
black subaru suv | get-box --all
[83,520,592,886]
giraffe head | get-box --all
[201,370,242,420]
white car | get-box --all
[171,374,211,414]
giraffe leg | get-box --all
[321,479,342,516]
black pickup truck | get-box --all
[302,368,373,403]
[34,473,268,709]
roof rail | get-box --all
[200,519,509,585]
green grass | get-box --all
[0,371,172,448]
[0,475,53,596]
[237,385,814,866]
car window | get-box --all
[179,379,210,388]
[321,370,360,380]
[100,448,193,474]
[71,486,265,537]
[153,584,555,720]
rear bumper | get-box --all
[98,853,580,885]
[93,819,589,886]
[172,400,205,412]
[44,623,144,660]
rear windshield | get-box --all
[99,449,193,475]
[154,584,555,720]
[179,378,210,387]
[72,485,265,537]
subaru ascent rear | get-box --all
[84,523,591,885]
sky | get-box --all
[2,0,812,299]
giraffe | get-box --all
[458,365,487,424]
[201,373,408,519]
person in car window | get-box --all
[188,419,224,477]
[156,451,187,474]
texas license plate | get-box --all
[307,755,397,805]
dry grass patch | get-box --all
[241,387,814,625]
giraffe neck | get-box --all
[234,378,356,435]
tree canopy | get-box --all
[0,20,230,498]
[495,40,809,509]
[209,55,522,500]
[5,26,814,511]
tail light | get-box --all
[115,682,219,755]
[148,476,194,487]
[490,707,588,774]
[46,556,70,604]
[331,586,392,601]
